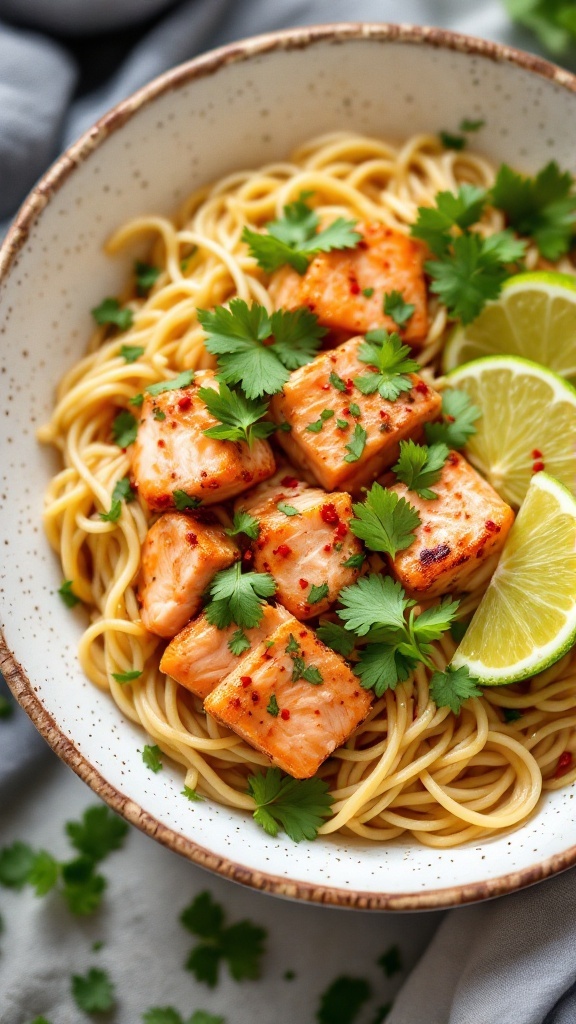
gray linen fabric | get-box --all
[1,2,576,1022]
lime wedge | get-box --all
[443,271,576,381]
[447,355,576,507]
[452,473,576,684]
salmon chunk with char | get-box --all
[139,512,239,637]
[268,222,429,346]
[269,336,441,494]
[389,451,515,598]
[160,604,291,699]
[252,488,363,620]
[131,369,275,509]
[204,617,372,778]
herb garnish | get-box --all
[120,344,144,363]
[146,370,195,396]
[92,297,133,331]
[99,476,135,523]
[199,381,276,448]
[383,290,415,328]
[224,509,260,540]
[491,160,576,260]
[72,967,116,1013]
[181,890,266,986]
[393,440,449,499]
[205,564,276,630]
[350,482,421,559]
[142,744,163,773]
[247,767,333,841]
[354,330,420,400]
[173,490,202,511]
[308,582,330,605]
[58,579,81,608]
[112,409,138,447]
[424,388,481,449]
[242,193,361,274]
[228,629,252,656]
[429,665,482,715]
[267,694,280,717]
[111,669,142,684]
[343,423,368,464]
[134,260,161,296]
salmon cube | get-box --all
[252,487,363,619]
[160,604,291,699]
[268,223,429,346]
[131,369,275,509]
[139,511,239,637]
[269,336,441,493]
[389,451,515,598]
[204,617,372,778]
[236,465,310,517]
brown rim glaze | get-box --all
[3,22,576,911]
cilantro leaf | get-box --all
[0,693,13,718]
[92,297,133,331]
[291,657,324,685]
[228,629,252,656]
[355,330,420,401]
[424,230,526,324]
[65,805,128,863]
[343,423,368,463]
[173,490,202,511]
[460,117,485,132]
[60,857,106,915]
[308,582,329,604]
[276,501,300,516]
[491,160,576,260]
[112,669,142,684]
[146,370,195,396]
[182,786,204,801]
[341,552,366,570]
[424,388,481,449]
[99,476,135,522]
[189,1012,225,1024]
[186,946,221,987]
[199,381,276,448]
[338,575,410,636]
[219,920,267,981]
[378,944,403,977]
[503,707,523,723]
[135,259,160,295]
[58,579,81,608]
[120,343,145,363]
[503,0,576,53]
[350,483,421,558]
[439,130,467,151]
[28,850,59,896]
[181,891,224,939]
[71,967,115,1013]
[204,563,276,630]
[354,643,416,697]
[267,694,280,716]
[181,890,266,987]
[316,621,356,657]
[414,597,461,643]
[316,976,372,1024]
[0,841,36,888]
[383,290,416,327]
[247,768,333,842]
[242,194,361,274]
[269,306,327,369]
[112,409,138,447]
[410,184,487,256]
[224,509,260,540]
[429,665,482,714]
[142,1010,183,1024]
[142,744,163,773]
[393,440,449,499]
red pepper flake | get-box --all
[251,691,260,704]
[240,676,252,687]
[229,697,241,709]
[349,278,361,295]
[185,532,198,546]
[323,543,332,552]
[273,543,292,558]
[485,520,499,533]
[320,503,339,525]
[321,383,330,390]
[532,461,545,473]
[414,380,428,395]
[334,521,348,539]
[447,452,459,464]
[177,394,192,411]
[157,440,165,448]
[555,751,573,778]
[379,410,390,419]
[280,476,299,488]
[299,578,308,589]
[532,449,542,459]
[242,549,254,565]
[280,708,291,721]
[345,379,354,392]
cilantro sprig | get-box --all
[72,968,116,1013]
[429,664,482,715]
[491,160,576,260]
[503,0,576,55]
[204,563,276,630]
[99,475,135,523]
[198,299,325,399]
[354,330,420,401]
[337,574,459,696]
[242,193,361,274]
[316,976,372,1024]
[91,297,133,331]
[393,440,449,499]
[199,380,276,448]
[143,1010,224,1024]
[350,482,421,559]
[383,290,415,328]
[247,767,333,842]
[112,409,138,447]
[424,388,481,449]
[224,509,260,540]
[181,890,266,987]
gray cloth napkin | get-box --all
[2,2,576,1022]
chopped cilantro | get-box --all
[393,439,449,499]
[460,117,485,132]
[143,1011,224,1024]
[491,160,576,260]
[378,943,403,977]
[135,259,160,296]
[146,370,195,396]
[0,693,13,719]
[173,489,201,511]
[336,418,349,430]
[291,657,324,685]
[429,665,482,715]
[316,975,372,1024]
[142,744,163,773]
[503,0,576,54]
[277,501,300,516]
[247,767,333,842]
[341,551,366,570]
[343,423,368,463]
[362,286,375,297]
[204,563,276,630]
[199,380,276,448]
[99,476,135,523]
[91,297,133,331]
[411,184,487,255]
[28,851,59,896]
[0,841,36,888]
[285,633,300,655]
[71,967,116,1013]
[267,694,280,717]
[307,408,335,432]
[316,621,356,658]
[153,407,166,421]
[383,290,415,327]
[424,388,481,449]
[350,482,421,559]
[60,858,106,916]
[130,392,144,407]
[198,299,325,398]
[182,786,204,801]
[503,707,523,723]
[348,402,362,418]
[120,343,145,363]
[58,579,81,608]
[355,330,420,401]
[450,619,469,644]
[224,509,260,540]
[181,890,266,986]
[330,370,348,391]
[242,193,361,274]
[228,629,252,657]
[112,409,138,447]
[439,130,467,151]
[308,582,330,605]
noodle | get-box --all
[38,131,576,846]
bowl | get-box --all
[2,23,576,911]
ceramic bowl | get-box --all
[2,24,576,911]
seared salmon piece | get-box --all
[139,512,239,637]
[269,336,442,494]
[131,369,275,509]
[160,604,291,699]
[236,465,310,517]
[268,223,429,347]
[204,617,372,778]
[252,488,363,620]
[389,451,515,598]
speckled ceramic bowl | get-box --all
[2,24,576,911]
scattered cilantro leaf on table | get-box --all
[181,890,266,987]
[247,767,333,842]
[99,475,135,523]
[112,409,138,447]
[371,1003,393,1023]
[198,299,325,398]
[316,976,372,1024]
[58,579,81,608]
[316,621,356,658]
[0,693,14,718]
[199,380,276,448]
[503,0,576,54]
[424,389,481,449]
[66,805,129,862]
[491,160,576,260]
[354,330,420,401]
[60,858,106,916]
[135,260,161,295]
[205,563,276,630]
[378,944,403,977]
[242,193,361,274]
[142,744,163,773]
[143,1011,225,1024]
[28,851,59,896]
[224,509,260,540]
[0,841,36,888]
[71,967,116,1013]
[350,483,421,559]
[393,439,449,499]
[429,665,482,715]
[383,290,415,328]
[92,297,133,331]
[30,1017,53,1024]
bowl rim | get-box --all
[3,20,576,912]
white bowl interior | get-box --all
[2,29,576,906]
